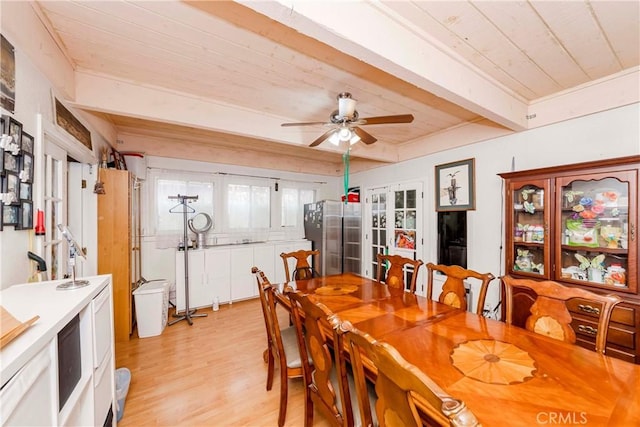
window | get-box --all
[155,176,214,233]
[227,183,270,229]
[281,187,315,227]
[437,211,467,267]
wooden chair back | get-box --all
[341,321,480,427]
[426,263,495,314]
[502,275,622,353]
[286,288,353,427]
[376,253,423,293]
[281,249,320,282]
[253,267,303,426]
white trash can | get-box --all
[133,281,169,338]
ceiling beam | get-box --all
[240,0,529,131]
[71,72,395,163]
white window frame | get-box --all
[149,169,216,235]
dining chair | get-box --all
[376,253,423,293]
[341,321,480,427]
[280,249,320,282]
[252,267,305,427]
[286,287,355,427]
[426,263,495,314]
[502,275,622,353]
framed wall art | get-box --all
[54,97,92,150]
[0,115,4,175]
[6,116,22,148]
[21,131,34,155]
[18,200,33,230]
[1,35,16,113]
[20,153,33,183]
[435,158,476,211]
[4,151,19,173]
[19,182,31,200]
[2,204,18,226]
[4,172,19,203]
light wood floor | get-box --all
[115,298,331,426]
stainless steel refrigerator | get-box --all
[303,200,361,275]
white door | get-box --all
[42,142,68,280]
[364,182,424,292]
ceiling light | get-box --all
[349,134,361,145]
[328,132,341,146]
[338,127,352,142]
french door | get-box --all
[364,182,424,293]
[42,141,67,280]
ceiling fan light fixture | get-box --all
[328,132,341,146]
[349,134,361,145]
[338,97,357,118]
[338,127,352,142]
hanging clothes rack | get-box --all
[168,194,207,326]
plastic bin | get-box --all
[115,367,131,422]
[133,280,169,338]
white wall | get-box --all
[349,103,640,310]
[0,5,113,288]
[138,155,340,283]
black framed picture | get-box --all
[7,116,22,149]
[4,151,19,173]
[3,172,19,204]
[2,204,18,226]
[21,131,33,155]
[1,35,16,113]
[20,153,33,183]
[435,158,476,211]
[20,182,31,200]
[0,115,4,175]
[18,200,33,230]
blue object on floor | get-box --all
[115,367,131,422]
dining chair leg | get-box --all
[265,348,275,391]
[303,386,313,427]
[278,366,288,426]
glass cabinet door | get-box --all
[556,171,637,293]
[508,179,551,278]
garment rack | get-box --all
[168,194,207,326]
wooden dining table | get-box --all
[277,272,640,427]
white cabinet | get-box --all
[230,247,255,301]
[253,245,275,282]
[175,248,232,311]
[0,343,56,426]
[0,276,115,427]
[175,240,311,306]
[207,247,231,304]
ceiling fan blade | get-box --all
[281,121,329,127]
[358,114,414,125]
[352,127,377,145]
[309,128,337,147]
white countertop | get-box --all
[0,275,112,385]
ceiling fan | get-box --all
[281,92,414,147]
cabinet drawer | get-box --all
[567,298,636,327]
[92,286,112,369]
[571,314,636,349]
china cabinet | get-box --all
[499,155,639,363]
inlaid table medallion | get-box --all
[450,339,536,385]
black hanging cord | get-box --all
[168,194,207,326]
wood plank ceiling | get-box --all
[33,1,639,176]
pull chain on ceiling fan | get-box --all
[281,92,414,148]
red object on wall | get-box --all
[35,209,45,235]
